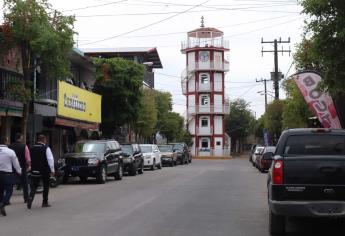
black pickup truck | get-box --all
[266,128,345,235]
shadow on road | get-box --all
[286,218,345,235]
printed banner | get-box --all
[293,71,342,129]
[57,81,101,123]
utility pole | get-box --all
[261,37,291,100]
[256,78,269,112]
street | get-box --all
[1,159,344,236]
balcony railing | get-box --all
[186,60,230,72]
[197,127,213,136]
[187,104,230,115]
[0,69,24,101]
[181,38,229,51]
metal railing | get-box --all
[181,38,229,51]
[187,104,230,115]
[186,60,230,72]
[0,69,24,101]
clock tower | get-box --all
[181,18,230,157]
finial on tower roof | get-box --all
[201,16,204,28]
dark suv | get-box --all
[121,143,144,176]
[62,140,123,184]
[170,143,191,165]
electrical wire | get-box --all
[80,0,211,46]
[61,0,128,12]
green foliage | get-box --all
[179,130,193,147]
[254,115,265,138]
[282,79,313,128]
[225,98,255,139]
[3,0,75,83]
[137,89,158,138]
[264,100,285,143]
[154,91,172,120]
[7,80,31,103]
[92,57,144,136]
[159,112,184,143]
[295,0,345,95]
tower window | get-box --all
[200,73,209,84]
[201,117,208,127]
[201,139,209,148]
[201,96,209,105]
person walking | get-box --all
[27,134,55,209]
[0,136,21,216]
[9,133,31,203]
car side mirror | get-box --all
[262,152,274,160]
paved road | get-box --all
[1,159,344,236]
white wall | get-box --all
[214,73,222,92]
[214,94,223,113]
[214,51,222,70]
[188,95,195,114]
[188,118,195,135]
[188,75,195,92]
[214,116,223,135]
[187,52,195,71]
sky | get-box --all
[1,0,306,118]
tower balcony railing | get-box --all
[181,38,229,51]
[196,126,213,136]
[186,60,229,72]
[187,104,230,115]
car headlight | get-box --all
[88,158,100,166]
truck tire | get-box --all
[269,210,285,235]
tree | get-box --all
[295,0,345,96]
[264,100,285,144]
[1,0,75,141]
[136,89,157,140]
[154,91,172,121]
[159,112,184,143]
[92,57,144,137]
[282,79,313,129]
[225,99,255,153]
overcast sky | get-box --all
[1,0,306,118]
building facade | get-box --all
[181,22,230,157]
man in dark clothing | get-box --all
[27,134,55,209]
[9,133,31,203]
[0,136,21,216]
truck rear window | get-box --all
[284,135,345,156]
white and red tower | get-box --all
[181,18,230,157]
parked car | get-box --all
[170,143,190,165]
[256,146,276,172]
[139,144,162,170]
[249,144,257,163]
[62,140,123,184]
[267,128,345,235]
[158,144,177,167]
[252,146,265,167]
[121,143,144,176]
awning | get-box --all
[55,117,99,130]
[0,99,23,117]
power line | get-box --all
[80,0,211,46]
[61,0,128,12]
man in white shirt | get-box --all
[0,136,21,216]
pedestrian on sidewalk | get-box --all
[0,136,21,216]
[9,133,31,203]
[27,134,55,209]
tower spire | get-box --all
[201,16,204,28]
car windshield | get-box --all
[140,145,153,153]
[75,142,105,153]
[172,144,183,151]
[158,145,173,152]
[121,145,133,155]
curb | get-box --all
[193,156,233,160]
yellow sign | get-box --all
[57,81,101,123]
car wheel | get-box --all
[269,210,285,235]
[138,162,144,174]
[97,166,107,184]
[151,159,156,171]
[157,162,162,169]
[170,161,174,167]
[129,164,137,176]
[79,176,88,183]
[114,164,123,180]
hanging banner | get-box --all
[293,71,342,129]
